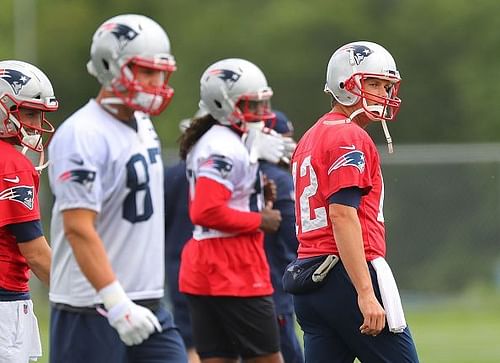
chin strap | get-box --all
[21,146,49,173]
[99,97,122,115]
[380,119,393,154]
[349,107,394,154]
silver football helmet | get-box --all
[199,58,274,132]
[324,41,402,152]
[0,60,58,169]
[87,14,176,115]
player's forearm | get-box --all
[18,236,51,286]
[66,229,116,291]
[63,210,116,291]
[329,204,374,297]
[190,176,261,233]
[191,202,261,233]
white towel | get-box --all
[371,257,407,333]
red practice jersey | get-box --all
[291,112,386,261]
[0,140,40,292]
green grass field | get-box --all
[32,286,500,363]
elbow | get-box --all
[189,203,214,227]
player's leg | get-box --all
[276,313,304,363]
[313,262,419,363]
[339,264,419,363]
[186,294,239,363]
[294,293,355,363]
[0,300,42,363]
[128,304,187,363]
[49,305,126,363]
[173,289,199,363]
[207,296,281,363]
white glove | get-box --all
[244,126,286,164]
[98,281,162,346]
[281,136,297,164]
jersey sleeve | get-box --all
[196,153,237,192]
[321,127,375,200]
[0,167,40,228]
[48,125,105,213]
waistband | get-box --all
[51,298,162,314]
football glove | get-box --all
[243,126,286,164]
[98,281,162,346]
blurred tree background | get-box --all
[1,0,500,294]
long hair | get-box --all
[179,114,218,160]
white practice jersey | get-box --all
[186,124,259,240]
[48,100,165,307]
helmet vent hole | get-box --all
[102,59,109,70]
[339,82,345,89]
[214,100,222,109]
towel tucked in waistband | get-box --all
[371,257,407,333]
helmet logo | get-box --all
[209,69,241,89]
[0,69,31,95]
[347,45,373,65]
[101,23,139,50]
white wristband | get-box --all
[98,281,128,310]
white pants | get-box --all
[0,300,42,363]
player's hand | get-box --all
[243,127,286,164]
[260,205,281,233]
[106,299,161,346]
[357,293,386,336]
[263,177,277,207]
[98,281,162,346]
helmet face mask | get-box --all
[0,94,55,152]
[199,58,274,132]
[324,41,402,122]
[233,96,274,125]
[344,73,401,121]
[111,59,175,115]
[87,14,176,115]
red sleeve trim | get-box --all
[190,177,261,233]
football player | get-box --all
[48,14,187,363]
[0,60,58,363]
[165,110,302,363]
[288,41,420,362]
[177,58,284,363]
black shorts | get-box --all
[186,295,280,359]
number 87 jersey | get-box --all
[48,100,165,306]
[291,112,387,261]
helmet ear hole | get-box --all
[102,59,109,71]
[339,82,345,89]
[214,100,222,109]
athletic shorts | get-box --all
[0,300,42,363]
[186,295,280,359]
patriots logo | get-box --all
[0,185,35,210]
[209,69,241,89]
[346,45,373,65]
[59,169,96,191]
[328,150,366,174]
[101,22,139,49]
[0,68,31,95]
[199,154,233,178]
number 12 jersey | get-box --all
[291,111,386,261]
